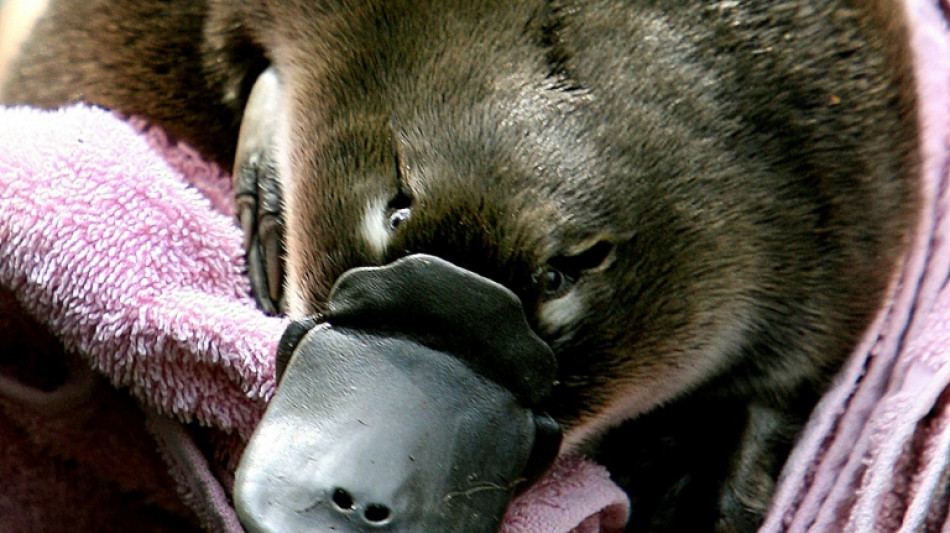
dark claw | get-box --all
[236,195,256,252]
[259,213,283,307]
[234,67,285,314]
[247,238,278,315]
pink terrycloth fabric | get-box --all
[0,104,629,531]
[502,455,629,533]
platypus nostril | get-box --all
[329,487,393,526]
[363,503,392,524]
[331,488,355,511]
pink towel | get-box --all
[0,105,628,531]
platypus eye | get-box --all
[388,207,411,230]
[387,133,414,232]
[385,187,413,231]
[539,239,616,300]
[541,267,573,299]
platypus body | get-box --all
[1,1,920,531]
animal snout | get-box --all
[235,326,551,533]
[235,255,562,532]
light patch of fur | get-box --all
[0,0,48,86]
[278,95,310,320]
[539,291,584,335]
[360,197,391,261]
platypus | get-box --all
[1,1,920,530]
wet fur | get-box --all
[2,1,920,531]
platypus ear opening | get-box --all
[274,317,319,382]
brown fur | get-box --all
[1,1,920,530]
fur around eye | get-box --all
[537,240,615,299]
